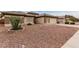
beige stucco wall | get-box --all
[3,15,24,26]
[36,17,57,24]
[57,18,65,24]
[35,17,44,24]
[49,18,57,24]
[4,15,11,24]
[24,17,34,24]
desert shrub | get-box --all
[27,23,32,25]
[9,16,22,30]
[65,22,69,24]
[70,22,75,25]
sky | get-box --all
[34,11,79,18]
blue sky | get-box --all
[34,11,79,18]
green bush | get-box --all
[70,22,75,25]
[65,22,69,24]
[9,16,22,30]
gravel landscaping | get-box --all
[0,24,78,48]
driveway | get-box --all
[62,30,79,48]
[56,24,79,48]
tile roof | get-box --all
[1,11,36,17]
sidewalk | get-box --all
[62,30,79,48]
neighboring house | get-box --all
[57,16,65,24]
[35,14,57,24]
[65,15,71,22]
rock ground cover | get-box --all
[0,24,78,48]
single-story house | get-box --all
[0,11,37,26]
[0,11,67,26]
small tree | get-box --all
[9,16,22,30]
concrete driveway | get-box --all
[62,30,79,48]
[57,24,79,48]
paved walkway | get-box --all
[62,30,79,48]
